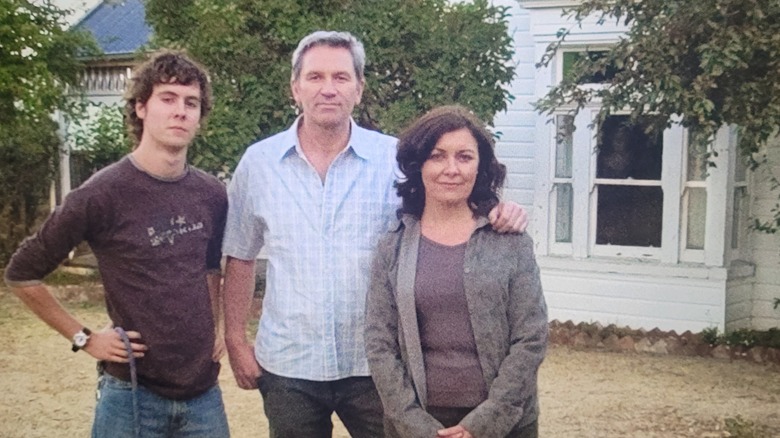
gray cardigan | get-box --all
[365,215,548,438]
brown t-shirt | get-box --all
[415,236,487,408]
[5,156,227,400]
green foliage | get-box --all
[532,0,780,232]
[699,327,780,349]
[70,103,132,175]
[722,330,760,348]
[752,203,780,234]
[0,118,60,266]
[0,0,97,122]
[145,0,516,174]
[0,0,97,266]
[701,326,720,345]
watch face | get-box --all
[74,332,89,347]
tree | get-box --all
[70,103,132,178]
[532,0,780,232]
[144,0,516,173]
[0,0,96,265]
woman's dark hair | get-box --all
[124,50,212,146]
[395,105,506,218]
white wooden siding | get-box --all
[749,136,780,329]
[726,278,754,330]
[539,257,727,331]
[492,1,538,210]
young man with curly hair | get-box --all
[4,50,230,437]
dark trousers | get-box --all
[427,406,539,438]
[257,371,384,438]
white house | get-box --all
[492,0,780,332]
[59,0,779,333]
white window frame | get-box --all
[548,108,687,260]
[727,128,751,263]
[533,41,743,268]
[548,114,575,255]
[680,130,707,263]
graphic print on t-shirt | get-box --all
[147,215,204,247]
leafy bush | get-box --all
[145,0,516,174]
[699,327,780,349]
[70,103,132,176]
[0,0,96,265]
[701,326,720,345]
[0,119,60,266]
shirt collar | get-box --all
[271,118,302,162]
[271,117,380,162]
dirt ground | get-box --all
[1,286,779,438]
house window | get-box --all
[561,49,619,84]
[594,115,664,248]
[731,130,748,253]
[553,114,574,243]
[683,133,708,251]
[534,46,747,265]
[544,108,688,260]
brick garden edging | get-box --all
[34,286,780,367]
[549,320,780,366]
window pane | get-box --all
[596,185,663,247]
[686,188,707,250]
[734,155,747,182]
[555,183,573,243]
[731,187,746,249]
[555,115,574,178]
[562,50,618,84]
[687,134,708,181]
[596,115,663,180]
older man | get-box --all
[222,31,527,438]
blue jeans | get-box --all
[91,373,230,438]
[258,372,384,438]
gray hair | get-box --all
[291,31,366,82]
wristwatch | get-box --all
[71,327,92,352]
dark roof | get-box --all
[74,0,152,56]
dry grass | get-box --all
[1,286,778,437]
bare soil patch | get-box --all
[0,286,778,437]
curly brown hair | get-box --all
[124,50,212,146]
[395,105,506,218]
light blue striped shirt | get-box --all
[223,118,400,381]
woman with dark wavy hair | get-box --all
[394,105,507,219]
[366,105,548,438]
